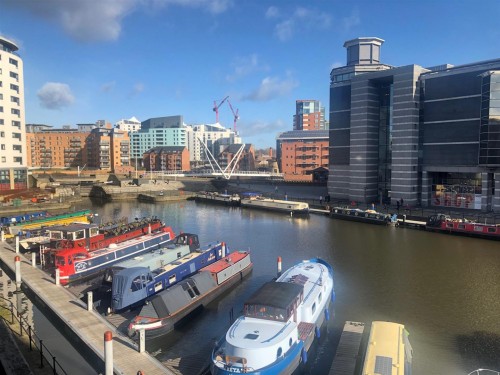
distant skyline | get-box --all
[1,0,499,149]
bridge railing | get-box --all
[141,170,284,178]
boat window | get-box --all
[312,302,316,314]
[458,224,465,229]
[244,304,287,321]
[487,227,496,233]
[289,338,293,347]
[131,275,145,292]
[169,274,176,285]
[277,347,282,358]
[75,230,85,239]
[55,256,65,266]
[244,333,259,340]
[50,231,63,240]
[89,227,99,237]
[177,252,181,258]
[73,253,87,260]
[318,292,322,303]
[446,223,454,228]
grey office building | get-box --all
[329,37,500,212]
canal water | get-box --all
[78,198,500,375]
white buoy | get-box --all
[277,256,282,277]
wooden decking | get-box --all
[0,240,174,375]
[328,321,365,375]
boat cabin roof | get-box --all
[47,223,97,232]
[245,281,303,310]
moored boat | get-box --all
[211,258,335,375]
[329,207,396,225]
[110,235,228,311]
[8,210,92,236]
[127,250,253,339]
[52,224,176,285]
[195,191,241,206]
[1,211,48,226]
[426,214,500,240]
[240,195,309,215]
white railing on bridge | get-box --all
[142,170,284,179]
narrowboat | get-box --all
[110,238,228,311]
[426,214,500,240]
[1,211,48,226]
[52,224,175,285]
[329,207,396,225]
[240,195,309,215]
[127,250,253,339]
[195,191,241,206]
[211,258,335,375]
[8,210,92,236]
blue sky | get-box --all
[1,0,499,149]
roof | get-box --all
[47,223,96,232]
[277,130,329,140]
[245,281,303,309]
[145,146,186,154]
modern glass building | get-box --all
[329,37,500,212]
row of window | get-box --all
[0,155,22,163]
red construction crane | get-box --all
[213,96,229,124]
[227,98,240,133]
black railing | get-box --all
[0,295,68,375]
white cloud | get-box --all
[268,6,331,42]
[265,6,279,18]
[240,119,286,137]
[37,82,75,110]
[3,0,232,43]
[129,82,145,97]
[242,75,298,102]
[226,54,268,82]
[149,0,233,14]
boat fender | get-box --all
[376,215,380,219]
[355,212,358,216]
[331,291,336,303]
[315,326,320,339]
[301,348,308,364]
[325,309,330,321]
[334,209,338,213]
[365,213,368,218]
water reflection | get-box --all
[77,199,500,374]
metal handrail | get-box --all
[0,295,68,374]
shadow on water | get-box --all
[456,331,500,370]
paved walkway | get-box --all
[0,241,173,375]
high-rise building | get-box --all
[328,37,500,212]
[293,100,326,131]
[115,116,141,133]
[0,36,27,191]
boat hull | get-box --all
[329,207,391,225]
[130,260,253,339]
[195,192,241,207]
[240,198,309,215]
[59,230,174,284]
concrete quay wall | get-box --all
[0,242,173,375]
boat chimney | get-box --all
[277,256,282,277]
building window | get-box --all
[12,120,20,128]
[11,108,20,116]
[1,144,5,150]
[9,72,18,81]
[0,106,3,112]
[0,132,4,137]
[11,96,19,105]
[0,119,3,125]
[0,156,5,163]
[13,157,22,164]
[9,58,18,67]
[10,84,19,93]
[13,145,22,152]
[12,132,21,140]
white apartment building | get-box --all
[0,36,27,191]
[185,123,241,165]
[115,116,141,133]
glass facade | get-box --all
[378,84,393,202]
[479,71,500,166]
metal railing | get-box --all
[0,295,68,375]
